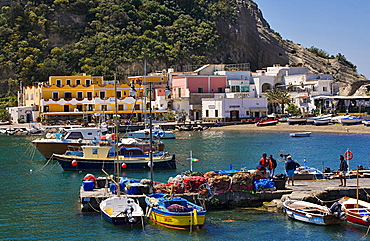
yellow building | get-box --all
[23,74,151,123]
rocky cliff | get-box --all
[216,0,369,95]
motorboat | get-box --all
[294,166,323,180]
[290,132,311,137]
[100,196,144,226]
[284,200,342,225]
[126,125,175,139]
[145,193,206,230]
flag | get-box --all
[191,158,200,162]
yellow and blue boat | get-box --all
[145,193,206,230]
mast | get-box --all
[114,72,121,197]
[149,81,154,193]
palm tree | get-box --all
[264,89,291,114]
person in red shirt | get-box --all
[259,153,269,168]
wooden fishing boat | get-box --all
[290,132,311,137]
[52,145,176,171]
[145,193,206,230]
[340,197,370,227]
[100,196,144,226]
[340,116,365,125]
[283,200,342,225]
[287,117,307,125]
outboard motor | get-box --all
[329,202,345,219]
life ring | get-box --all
[344,150,353,160]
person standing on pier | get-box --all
[259,153,269,169]
[338,155,347,187]
[285,156,299,186]
[268,154,277,177]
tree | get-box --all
[286,103,301,116]
[264,88,291,113]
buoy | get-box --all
[121,163,127,168]
[72,160,77,166]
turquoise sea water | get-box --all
[1,130,370,240]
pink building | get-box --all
[172,75,227,98]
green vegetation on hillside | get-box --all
[0,0,236,92]
[307,46,356,71]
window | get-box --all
[67,132,84,139]
[43,106,49,112]
[241,86,249,92]
[25,94,28,100]
[64,92,72,99]
[52,92,59,99]
[116,91,122,98]
[100,91,105,99]
[231,86,240,92]
[30,93,34,100]
[177,88,181,98]
[56,79,61,87]
[134,104,140,110]
[215,110,218,117]
[86,79,91,87]
[76,105,82,111]
[246,111,250,116]
[66,79,71,86]
[93,148,98,154]
[118,105,124,110]
[101,105,107,111]
[87,92,92,100]
[88,104,93,111]
[206,110,209,117]
[77,92,83,99]
[198,87,203,93]
[323,87,328,91]
[76,79,81,85]
[218,87,223,93]
[64,105,69,112]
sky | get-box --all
[256,0,370,79]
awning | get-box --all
[296,96,309,99]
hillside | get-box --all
[0,0,367,97]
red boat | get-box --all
[256,119,278,127]
[341,197,370,227]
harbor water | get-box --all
[1,130,370,240]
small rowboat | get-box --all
[100,196,144,226]
[340,197,370,227]
[145,193,206,230]
[283,200,342,225]
[290,132,311,137]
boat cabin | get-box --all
[81,146,112,158]
[64,128,108,140]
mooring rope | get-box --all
[35,156,53,173]
[313,194,342,205]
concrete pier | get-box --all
[80,177,370,212]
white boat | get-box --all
[313,119,330,125]
[126,125,175,139]
[340,116,365,125]
[100,196,144,226]
[290,132,311,137]
[32,127,108,159]
[284,200,342,225]
[294,166,323,180]
[288,117,307,125]
[340,197,370,227]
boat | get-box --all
[283,200,342,225]
[52,144,176,171]
[290,132,311,137]
[313,119,330,126]
[145,193,206,230]
[32,127,108,159]
[288,117,307,125]
[0,121,10,125]
[100,195,144,226]
[340,197,370,227]
[340,116,365,125]
[294,166,323,180]
[126,125,176,139]
[256,119,278,126]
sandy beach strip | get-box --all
[211,122,370,134]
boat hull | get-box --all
[284,200,341,225]
[256,120,278,126]
[342,198,370,227]
[146,193,206,230]
[290,132,311,137]
[101,211,142,226]
[53,154,176,171]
